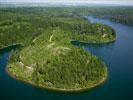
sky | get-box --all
[1,0,133,6]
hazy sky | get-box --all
[1,0,133,5]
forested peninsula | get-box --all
[0,7,116,92]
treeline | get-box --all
[70,6,133,26]
[0,7,116,48]
[8,27,107,89]
[0,7,115,90]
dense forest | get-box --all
[0,7,117,48]
[79,7,133,26]
[0,7,116,91]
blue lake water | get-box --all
[0,16,133,100]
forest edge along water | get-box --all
[6,15,113,92]
[0,16,133,99]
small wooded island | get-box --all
[0,8,116,92]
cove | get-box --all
[0,16,133,100]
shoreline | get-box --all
[1,30,113,93]
[0,43,23,55]
[3,39,110,93]
[0,43,23,51]
[71,38,116,46]
[6,66,108,93]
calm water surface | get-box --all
[0,16,133,100]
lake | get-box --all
[0,16,133,100]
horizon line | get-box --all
[1,2,133,6]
